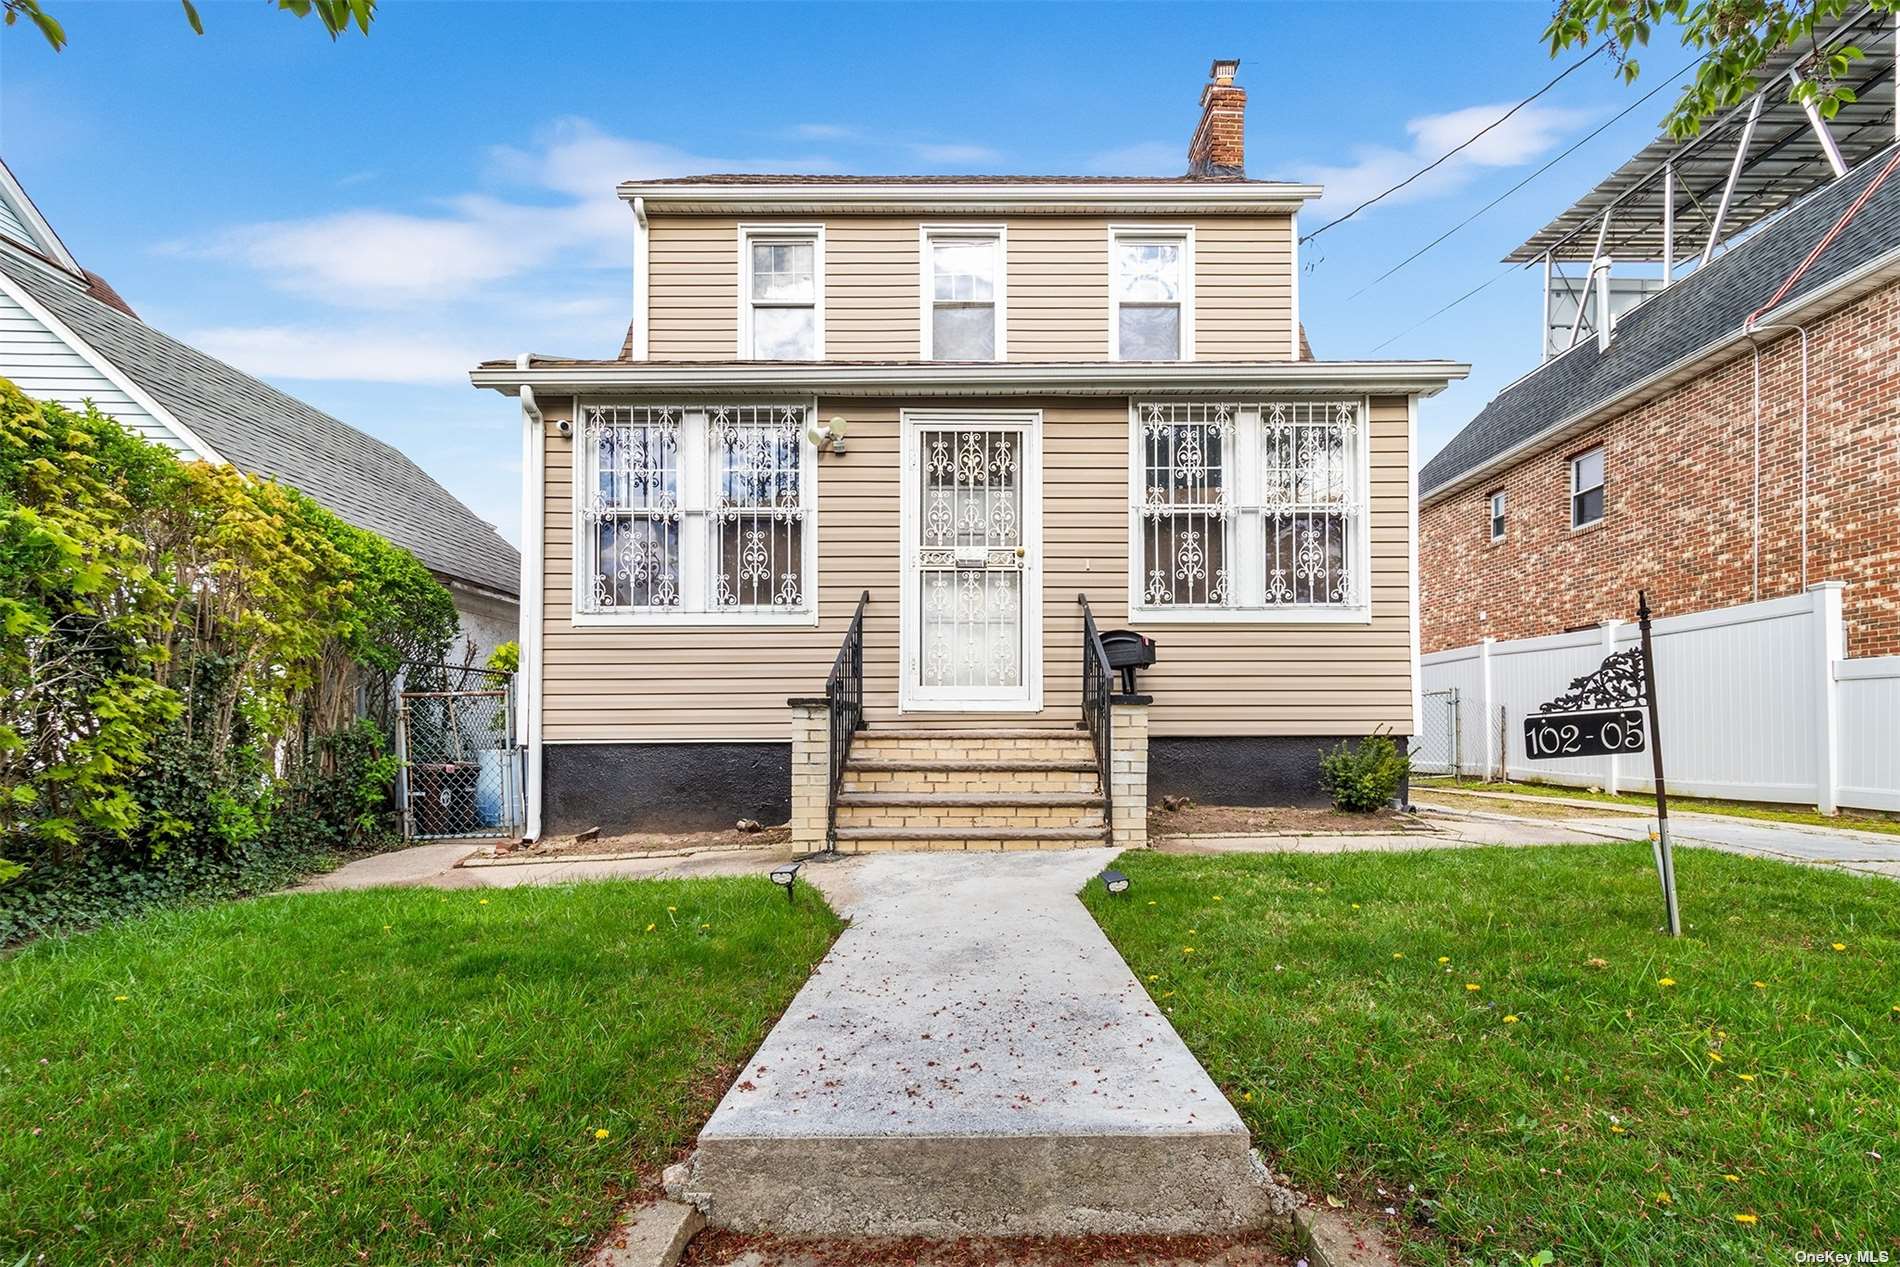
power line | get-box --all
[1345,51,1707,303]
[1369,265,1518,353]
[1300,43,1607,245]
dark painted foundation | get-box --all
[543,742,790,835]
[1150,735,1410,808]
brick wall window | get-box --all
[1489,490,1506,541]
[1570,446,1605,528]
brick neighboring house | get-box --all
[1421,139,1900,657]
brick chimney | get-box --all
[1187,58,1245,177]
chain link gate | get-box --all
[1413,687,1460,776]
[394,664,523,840]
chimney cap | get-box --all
[1209,58,1240,85]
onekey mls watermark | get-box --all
[1793,1251,1892,1264]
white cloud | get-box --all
[908,142,1003,165]
[1302,102,1594,216]
[792,122,860,141]
[184,324,486,385]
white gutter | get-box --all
[1420,243,1900,507]
[617,180,1322,213]
[472,359,1469,397]
[515,353,545,842]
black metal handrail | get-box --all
[1078,594,1113,839]
[824,591,870,850]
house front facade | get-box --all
[476,62,1466,849]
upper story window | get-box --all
[1488,490,1507,541]
[576,403,817,625]
[1111,228,1194,361]
[1570,446,1605,528]
[740,226,824,360]
[922,227,1005,360]
[1131,400,1368,621]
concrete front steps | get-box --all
[832,728,1107,853]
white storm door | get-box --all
[901,411,1042,711]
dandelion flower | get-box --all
[1392,952,1404,960]
[1654,1191,1672,1205]
[1213,895,1223,902]
[479,899,490,905]
[1610,1123,1626,1135]
[1708,1050,1724,1063]
[1503,1015,1519,1024]
[1147,975,1159,982]
[1658,977,1676,987]
[1734,1213,1758,1225]
[1350,903,1361,910]
[1437,956,1450,964]
[645,923,656,932]
[1736,1073,1756,1082]
[1830,942,1846,952]
[1182,946,1196,955]
[1465,983,1481,992]
[667,906,677,913]
[594,1128,610,1140]
[1241,1091,1253,1101]
[113,995,128,1002]
[1722,1174,1741,1183]
[1753,981,1767,989]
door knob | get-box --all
[1015,547,1025,558]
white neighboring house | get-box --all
[0,158,519,663]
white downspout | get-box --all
[516,352,546,841]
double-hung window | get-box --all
[1111,229,1193,360]
[922,227,1005,360]
[1488,490,1507,541]
[1132,400,1368,620]
[576,403,817,624]
[1570,446,1605,528]
[741,227,823,360]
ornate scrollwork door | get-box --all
[901,412,1041,710]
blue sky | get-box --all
[1,1,1694,545]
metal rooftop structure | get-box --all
[1514,5,1897,266]
[1522,6,1897,359]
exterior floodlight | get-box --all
[1100,869,1130,896]
[803,417,849,456]
[770,861,802,902]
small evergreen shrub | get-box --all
[1318,730,1410,813]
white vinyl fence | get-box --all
[1421,583,1900,813]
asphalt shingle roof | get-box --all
[1421,145,1900,499]
[2,252,518,596]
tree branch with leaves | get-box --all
[3,0,373,52]
[1547,0,1894,137]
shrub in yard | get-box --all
[0,379,457,941]
[1317,729,1410,812]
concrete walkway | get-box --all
[670,848,1292,1238]
[291,840,795,892]
[1411,790,1900,880]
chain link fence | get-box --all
[1413,687,1461,776]
[395,664,522,840]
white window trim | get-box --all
[571,398,821,628]
[737,225,826,360]
[1570,445,1605,529]
[1108,224,1195,361]
[917,224,1008,361]
[1489,489,1507,542]
[1126,397,1372,625]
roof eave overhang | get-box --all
[615,182,1324,215]
[471,360,1470,398]
[1420,246,1900,506]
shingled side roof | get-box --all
[1,251,518,596]
[1421,145,1900,500]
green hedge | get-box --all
[0,379,458,942]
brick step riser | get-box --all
[835,837,1106,853]
[852,738,1094,761]
[841,770,1102,796]
[835,805,1106,831]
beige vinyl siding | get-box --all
[540,393,1413,743]
[644,213,1295,363]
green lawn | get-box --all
[2,879,841,1266]
[1412,776,1900,837]
[1084,846,1899,1267]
